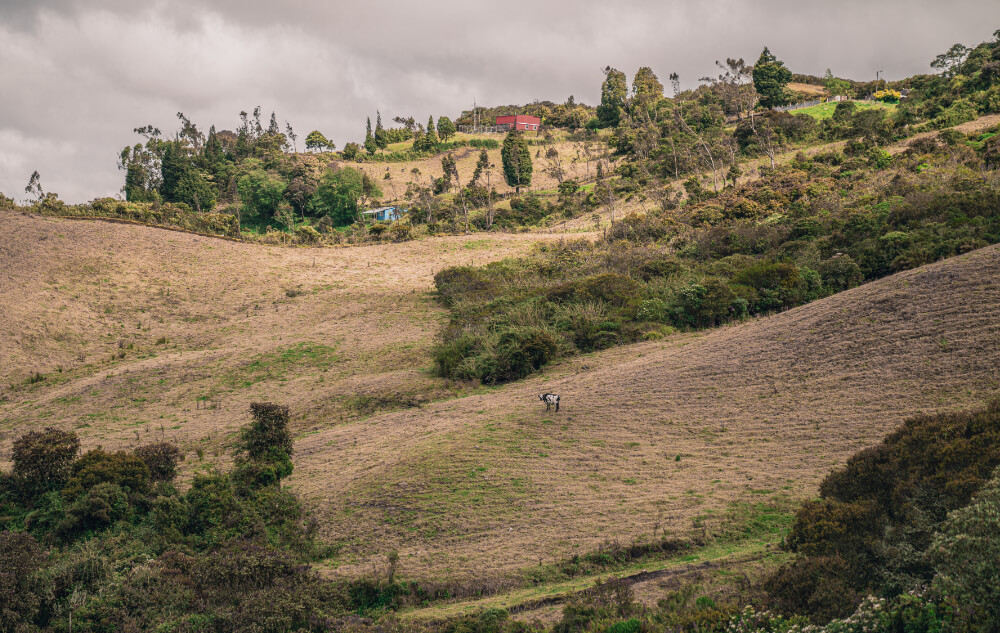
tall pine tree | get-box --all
[597,67,628,127]
[501,130,532,193]
[752,47,792,109]
[375,110,388,152]
[364,116,376,155]
[425,115,439,145]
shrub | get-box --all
[134,442,182,483]
[670,280,746,328]
[732,261,811,313]
[58,482,131,538]
[386,221,413,242]
[294,223,322,243]
[574,273,642,308]
[933,99,978,129]
[493,327,560,382]
[817,253,862,291]
[0,531,48,631]
[868,148,892,169]
[927,466,1000,627]
[11,427,80,499]
[62,449,150,501]
[232,403,294,491]
[184,473,249,543]
[766,400,1000,622]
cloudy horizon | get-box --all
[2,0,998,203]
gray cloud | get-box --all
[1,0,998,202]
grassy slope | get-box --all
[793,100,896,120]
[299,247,1000,580]
[3,211,1000,585]
[0,211,565,470]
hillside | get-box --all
[3,210,999,583]
[0,210,568,464]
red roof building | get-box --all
[496,114,541,132]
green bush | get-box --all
[766,400,1000,622]
[58,482,131,538]
[0,531,48,631]
[134,442,182,483]
[11,427,80,499]
[928,466,1000,627]
[62,449,151,501]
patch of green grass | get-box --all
[222,341,341,388]
[794,100,897,121]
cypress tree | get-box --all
[425,115,439,145]
[752,47,793,108]
[501,130,532,193]
[375,110,388,152]
[364,116,376,155]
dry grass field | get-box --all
[2,201,1000,584]
[0,210,563,468]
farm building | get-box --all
[496,114,541,132]
[362,206,405,222]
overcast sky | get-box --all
[1,0,998,203]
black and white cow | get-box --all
[538,393,560,412]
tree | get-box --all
[705,58,757,119]
[823,69,851,98]
[594,160,616,224]
[470,148,490,186]
[305,130,333,152]
[929,467,1000,627]
[120,126,165,203]
[24,170,44,202]
[284,121,298,152]
[440,153,459,193]
[312,167,365,226]
[364,117,376,155]
[12,427,80,497]
[931,43,971,77]
[0,532,48,632]
[437,115,456,141]
[160,140,216,211]
[341,142,362,161]
[232,402,294,490]
[501,129,532,192]
[752,47,792,108]
[134,442,182,483]
[425,116,439,145]
[631,66,664,115]
[542,147,566,184]
[237,163,285,225]
[597,66,628,127]
[374,110,388,152]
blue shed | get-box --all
[363,206,405,222]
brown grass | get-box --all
[0,211,563,468]
[787,82,828,97]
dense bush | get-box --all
[766,400,1000,622]
[11,427,80,498]
[0,402,356,631]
